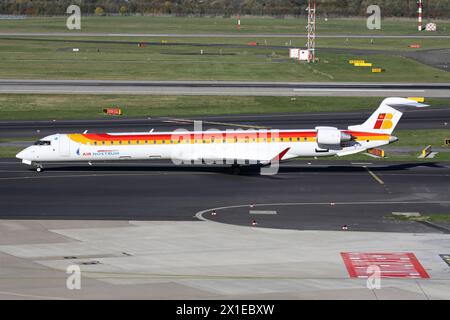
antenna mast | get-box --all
[306,1,316,63]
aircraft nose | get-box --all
[16,147,31,160]
[16,149,26,159]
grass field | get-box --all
[0,16,449,36]
[0,146,22,158]
[1,94,450,120]
[0,37,449,82]
[395,129,450,148]
[5,35,450,50]
[1,16,448,82]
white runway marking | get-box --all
[195,200,450,222]
[364,166,385,185]
[249,210,277,215]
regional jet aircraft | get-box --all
[16,97,427,173]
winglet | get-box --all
[270,147,291,162]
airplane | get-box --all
[16,97,428,174]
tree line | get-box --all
[1,0,449,18]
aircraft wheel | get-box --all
[36,166,43,173]
[231,165,241,175]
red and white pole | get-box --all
[237,15,241,30]
[418,0,423,31]
[307,2,311,63]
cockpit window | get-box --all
[34,140,51,146]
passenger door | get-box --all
[59,134,71,157]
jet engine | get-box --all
[316,127,353,145]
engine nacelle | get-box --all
[316,127,352,145]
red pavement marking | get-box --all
[341,252,430,279]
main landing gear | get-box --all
[35,164,44,172]
[231,164,241,175]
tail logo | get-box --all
[374,113,393,130]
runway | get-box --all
[1,80,450,97]
[1,107,448,139]
[0,159,449,233]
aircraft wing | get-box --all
[185,147,293,165]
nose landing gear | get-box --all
[35,164,43,172]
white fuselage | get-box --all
[16,129,392,165]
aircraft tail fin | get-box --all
[348,97,429,134]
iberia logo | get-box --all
[374,113,393,129]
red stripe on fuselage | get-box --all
[344,131,389,137]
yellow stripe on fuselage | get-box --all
[68,134,94,144]
[354,135,390,141]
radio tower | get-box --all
[306,1,316,63]
[417,0,423,31]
